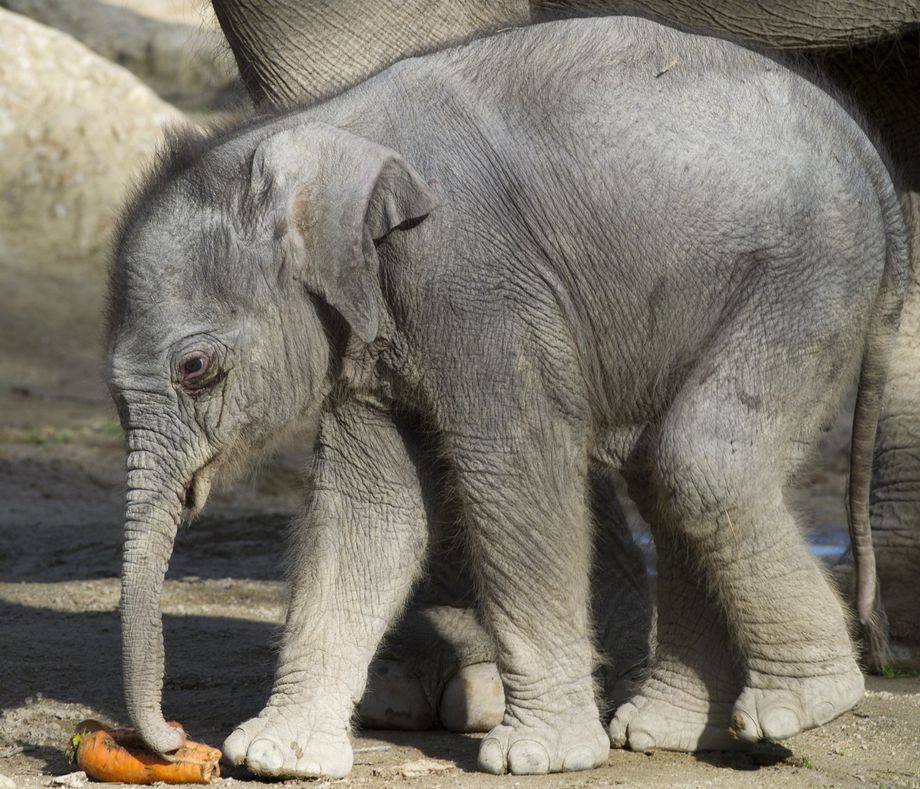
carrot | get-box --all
[69,720,221,784]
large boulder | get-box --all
[0,0,243,109]
[0,9,186,411]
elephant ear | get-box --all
[250,122,440,343]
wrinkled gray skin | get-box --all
[109,18,907,778]
[211,0,920,677]
[359,457,650,734]
[205,0,920,760]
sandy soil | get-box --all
[0,389,918,789]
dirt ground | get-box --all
[1,387,919,789]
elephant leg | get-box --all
[441,404,609,776]
[359,463,652,734]
[358,516,502,733]
[354,434,503,733]
[608,498,745,752]
[870,191,920,669]
[223,402,429,780]
[211,0,528,107]
[361,604,502,732]
[647,372,863,745]
[589,467,652,713]
[657,404,864,742]
[807,30,920,672]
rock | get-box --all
[0,9,186,264]
[0,0,242,109]
[394,759,454,778]
[48,772,86,788]
[0,774,16,789]
[0,9,186,405]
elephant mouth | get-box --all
[182,477,201,515]
[181,459,219,522]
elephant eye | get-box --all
[180,352,210,383]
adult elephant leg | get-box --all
[815,41,920,670]
[210,0,529,107]
[871,192,920,667]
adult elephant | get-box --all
[197,0,918,752]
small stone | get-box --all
[0,8,185,266]
[0,774,17,789]
[395,759,453,778]
[48,771,87,788]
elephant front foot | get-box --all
[609,673,742,753]
[730,664,864,742]
[223,708,352,779]
[478,706,609,775]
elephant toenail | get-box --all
[507,740,550,774]
[760,707,800,741]
[247,738,284,775]
[478,738,506,774]
[609,701,638,747]
[730,709,761,742]
[628,730,656,754]
[563,744,599,771]
[814,700,837,725]
[222,728,251,765]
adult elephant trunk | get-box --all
[120,449,187,754]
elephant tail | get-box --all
[847,188,911,673]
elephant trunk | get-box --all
[120,449,187,753]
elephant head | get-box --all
[107,121,438,752]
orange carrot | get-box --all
[69,720,221,784]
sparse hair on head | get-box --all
[106,110,284,340]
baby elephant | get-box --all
[107,16,906,779]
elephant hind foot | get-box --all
[358,659,504,733]
[438,662,505,732]
[730,664,864,742]
[609,672,743,753]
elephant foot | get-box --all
[608,674,741,752]
[730,664,864,742]
[223,708,352,779]
[889,640,920,671]
[478,706,610,775]
[832,558,920,671]
[358,659,504,732]
[438,662,505,732]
